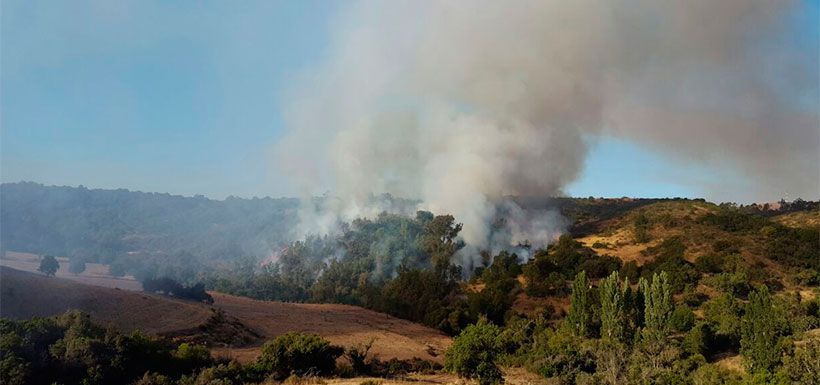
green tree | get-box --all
[421,214,464,269]
[445,319,504,385]
[257,332,342,380]
[640,271,672,341]
[683,322,714,356]
[68,257,86,275]
[599,271,629,342]
[567,271,592,338]
[703,293,742,343]
[669,304,695,332]
[741,286,781,373]
[38,255,59,276]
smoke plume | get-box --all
[276,0,819,251]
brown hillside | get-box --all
[0,266,212,333]
[210,292,451,363]
[772,210,820,228]
[0,266,451,363]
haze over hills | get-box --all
[0,181,300,265]
[2,0,819,383]
[1,180,818,384]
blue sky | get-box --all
[0,1,809,201]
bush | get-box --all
[633,213,651,243]
[577,254,622,279]
[142,277,214,304]
[779,339,820,384]
[694,254,724,274]
[683,323,714,356]
[445,319,504,385]
[345,339,374,375]
[174,343,212,371]
[369,357,440,377]
[670,305,695,332]
[257,332,343,380]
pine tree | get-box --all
[741,285,781,373]
[567,271,592,338]
[640,271,672,341]
[600,271,629,342]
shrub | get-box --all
[174,343,212,371]
[633,213,651,243]
[694,254,724,274]
[257,332,343,380]
[691,364,743,385]
[369,357,440,377]
[779,339,820,384]
[669,305,695,332]
[577,254,622,279]
[445,319,504,385]
[683,323,714,356]
[345,339,374,375]
[142,277,214,304]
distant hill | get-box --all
[0,182,299,264]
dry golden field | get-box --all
[0,266,450,363]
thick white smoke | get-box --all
[276,0,819,251]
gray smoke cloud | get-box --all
[276,0,819,250]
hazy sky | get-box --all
[2,0,817,201]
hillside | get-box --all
[0,266,212,334]
[772,210,820,228]
[571,200,820,273]
[506,199,820,317]
[0,251,142,290]
[0,182,299,264]
[0,266,451,363]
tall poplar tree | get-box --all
[640,271,672,341]
[567,271,592,338]
[600,271,629,342]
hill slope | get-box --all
[0,266,451,362]
[0,182,299,262]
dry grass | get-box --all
[713,353,745,374]
[0,266,211,333]
[577,231,659,266]
[0,265,450,363]
[209,292,451,363]
[511,292,569,318]
[1,251,142,291]
[324,368,550,385]
[771,210,820,228]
